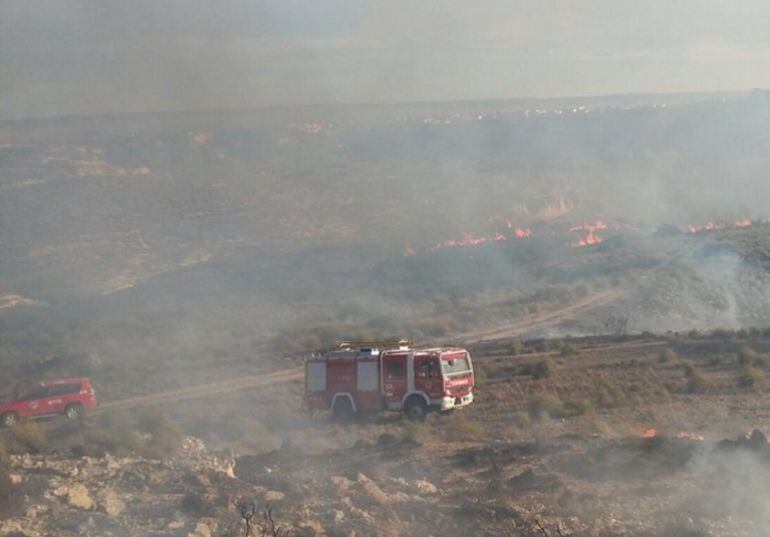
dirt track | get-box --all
[96,367,304,412]
[458,289,624,343]
[94,292,623,412]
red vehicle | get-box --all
[305,341,474,420]
[0,378,96,427]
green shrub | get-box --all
[0,443,11,500]
[513,410,532,427]
[83,411,144,456]
[737,346,760,366]
[510,338,525,356]
[711,328,737,341]
[529,393,563,421]
[685,370,713,394]
[679,361,713,394]
[681,360,696,377]
[531,358,557,379]
[529,393,592,420]
[142,413,184,459]
[403,421,430,446]
[595,383,626,408]
[560,343,578,357]
[739,366,765,389]
[8,422,46,454]
[561,398,594,417]
[0,441,20,518]
[659,348,677,363]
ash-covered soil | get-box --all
[4,334,770,537]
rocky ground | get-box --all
[3,334,770,536]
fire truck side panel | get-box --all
[305,360,328,412]
[327,359,356,398]
[381,352,409,410]
[354,359,382,412]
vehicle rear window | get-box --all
[441,355,470,374]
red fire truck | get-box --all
[304,340,475,420]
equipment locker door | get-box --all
[382,353,408,408]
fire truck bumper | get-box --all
[440,392,474,410]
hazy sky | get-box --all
[2,0,770,119]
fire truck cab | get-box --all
[304,341,474,420]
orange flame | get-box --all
[642,428,657,439]
[570,220,607,247]
[514,227,534,238]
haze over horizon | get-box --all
[3,0,770,120]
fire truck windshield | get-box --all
[441,355,470,375]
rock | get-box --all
[102,453,122,477]
[97,488,126,517]
[187,522,212,537]
[414,480,438,495]
[330,475,353,492]
[333,510,345,523]
[356,473,392,506]
[296,519,326,537]
[55,483,94,510]
[264,490,285,502]
[356,473,409,505]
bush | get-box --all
[0,442,20,518]
[7,422,46,454]
[442,413,484,441]
[561,398,594,417]
[529,393,592,421]
[659,348,677,363]
[83,410,143,457]
[685,370,713,394]
[681,360,697,377]
[737,346,760,366]
[595,383,626,408]
[711,328,737,341]
[141,413,184,459]
[530,358,557,379]
[403,421,430,446]
[0,443,11,501]
[739,366,765,389]
[529,393,563,421]
[680,361,713,394]
[510,338,525,356]
[560,343,578,357]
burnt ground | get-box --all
[5,334,770,536]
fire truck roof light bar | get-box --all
[337,339,412,351]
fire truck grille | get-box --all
[446,385,469,395]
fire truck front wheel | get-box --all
[331,397,356,422]
[404,397,428,421]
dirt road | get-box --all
[458,289,624,343]
[96,367,303,412]
[93,292,622,412]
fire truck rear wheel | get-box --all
[404,397,428,421]
[331,398,355,422]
